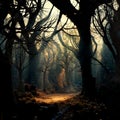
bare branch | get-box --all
[92,57,110,73]
[58,32,78,57]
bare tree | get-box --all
[48,0,112,97]
[0,0,61,118]
[12,42,29,91]
[91,0,120,84]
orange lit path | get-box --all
[35,92,80,104]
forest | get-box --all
[0,0,120,120]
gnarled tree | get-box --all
[48,0,112,97]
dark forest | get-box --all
[0,0,120,120]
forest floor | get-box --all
[11,86,120,120]
[35,92,119,120]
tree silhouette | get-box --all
[48,0,112,97]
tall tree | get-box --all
[0,0,54,118]
[48,0,112,96]
[92,0,120,84]
[109,0,120,83]
[0,0,15,119]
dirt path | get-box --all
[35,92,80,104]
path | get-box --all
[35,92,80,104]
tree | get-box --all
[12,43,28,91]
[48,0,112,97]
[108,0,120,83]
[92,0,120,85]
[92,2,120,117]
[57,45,81,92]
[39,45,55,92]
[0,1,14,118]
[0,0,56,118]
[90,5,115,86]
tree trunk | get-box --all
[0,50,14,120]
[18,68,24,92]
[76,14,96,97]
[43,68,47,92]
[43,71,46,92]
[25,40,40,86]
[109,7,120,83]
[27,54,39,86]
[65,68,70,86]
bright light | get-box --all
[70,0,80,10]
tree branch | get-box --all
[48,0,78,19]
[92,56,110,73]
